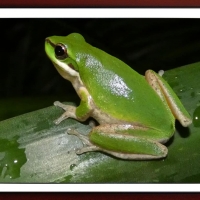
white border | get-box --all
[0,184,199,192]
[0,8,200,18]
[0,8,199,191]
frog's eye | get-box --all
[55,43,68,60]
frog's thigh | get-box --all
[145,70,191,127]
[88,124,168,160]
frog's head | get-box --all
[45,33,85,81]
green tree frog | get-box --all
[45,33,192,160]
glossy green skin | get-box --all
[45,33,191,160]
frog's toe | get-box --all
[75,146,101,154]
[54,101,68,110]
[67,128,92,146]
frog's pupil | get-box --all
[55,45,65,56]
[55,44,68,60]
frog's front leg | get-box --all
[145,70,192,127]
[54,87,93,124]
[69,124,169,160]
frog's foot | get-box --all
[67,128,101,154]
[67,128,91,146]
[53,101,77,125]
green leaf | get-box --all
[0,62,199,183]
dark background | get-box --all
[1,18,200,120]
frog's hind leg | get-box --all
[68,124,168,160]
[145,70,192,127]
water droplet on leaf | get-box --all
[70,164,77,170]
[193,106,200,127]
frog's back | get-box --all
[76,42,174,130]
